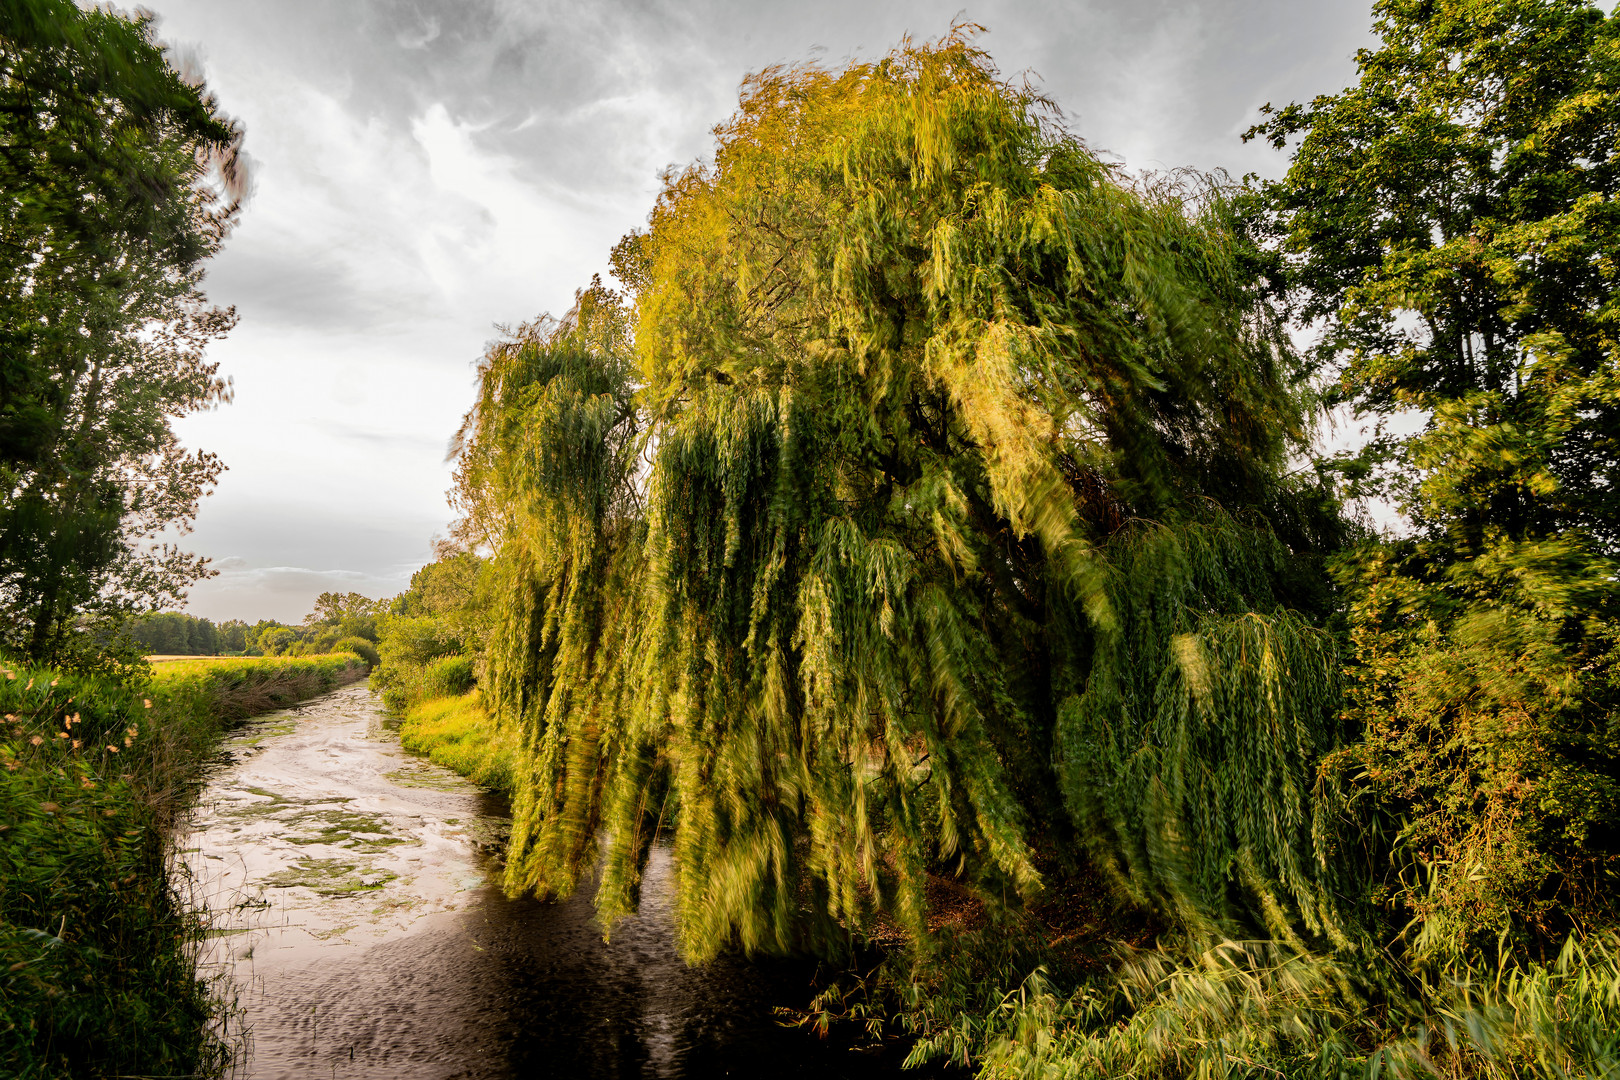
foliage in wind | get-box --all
[0,0,246,665]
[452,30,1351,962]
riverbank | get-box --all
[395,691,517,796]
[0,653,367,1080]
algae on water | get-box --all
[261,858,398,896]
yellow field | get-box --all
[149,652,363,680]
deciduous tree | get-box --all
[0,0,245,662]
[459,32,1352,957]
[1250,0,1620,951]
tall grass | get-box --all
[152,652,367,721]
[397,691,517,795]
[1,652,365,1079]
[848,928,1620,1079]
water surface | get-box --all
[186,686,923,1079]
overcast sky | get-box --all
[146,0,1377,624]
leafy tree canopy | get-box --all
[458,30,1352,960]
[1251,0,1620,951]
[0,0,245,662]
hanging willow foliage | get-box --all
[455,30,1352,961]
[1055,515,1351,946]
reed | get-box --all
[810,925,1620,1079]
[151,651,366,722]
[0,651,365,1078]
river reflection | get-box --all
[185,686,926,1079]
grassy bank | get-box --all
[152,652,368,723]
[396,691,517,796]
[1,652,367,1079]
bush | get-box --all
[423,654,474,698]
[333,636,379,668]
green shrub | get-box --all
[333,636,379,668]
[370,661,422,717]
[423,654,474,698]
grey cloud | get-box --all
[204,245,441,332]
[142,0,1379,626]
[189,564,398,623]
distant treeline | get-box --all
[130,592,384,664]
[127,613,249,656]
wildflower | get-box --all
[39,802,58,813]
[3,669,12,679]
[143,699,152,709]
[23,678,32,691]
[4,762,17,771]
[107,745,119,753]
[49,678,57,687]
[71,739,81,749]
[29,735,42,746]
[81,776,94,788]
[4,714,15,722]
[55,732,67,739]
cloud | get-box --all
[141,0,1378,626]
[186,563,411,624]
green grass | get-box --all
[808,925,1620,1080]
[152,652,367,722]
[397,692,517,795]
[0,652,367,1079]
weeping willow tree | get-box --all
[455,30,1353,961]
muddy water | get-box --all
[185,686,921,1079]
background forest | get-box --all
[121,591,383,661]
[375,3,1620,1077]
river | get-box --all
[182,685,930,1079]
